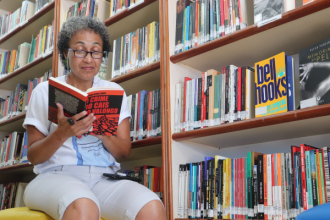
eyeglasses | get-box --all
[69,48,104,59]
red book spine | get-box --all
[238,0,242,24]
[86,0,91,16]
[239,158,242,219]
[300,144,308,210]
[195,2,198,47]
[153,167,157,192]
[321,148,328,203]
[272,154,275,211]
[242,158,245,219]
[35,34,40,59]
[238,67,242,115]
[136,91,140,140]
[220,0,225,36]
[235,158,238,219]
[5,134,12,163]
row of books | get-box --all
[109,0,144,17]
[174,0,308,54]
[0,22,54,78]
[64,0,99,22]
[0,0,53,39]
[0,132,28,168]
[126,165,162,193]
[174,34,330,133]
[0,182,28,210]
[177,145,330,219]
[111,21,160,78]
[0,70,52,121]
[127,88,161,141]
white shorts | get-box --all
[23,165,162,220]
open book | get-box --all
[48,77,124,136]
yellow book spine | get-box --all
[109,0,112,17]
[151,22,155,62]
[42,26,47,53]
[226,158,230,219]
[223,160,226,219]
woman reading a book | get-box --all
[22,16,166,220]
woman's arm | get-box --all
[27,103,95,165]
[95,118,131,160]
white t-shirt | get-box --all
[23,76,131,174]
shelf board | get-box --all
[0,113,26,132]
[104,0,157,26]
[0,2,55,50]
[0,163,33,173]
[0,53,53,90]
[132,136,162,149]
[172,104,330,148]
[110,61,160,84]
[105,0,159,47]
[170,1,330,71]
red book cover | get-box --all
[321,148,328,203]
[242,157,246,219]
[183,77,191,131]
[238,158,242,219]
[48,77,124,136]
[201,72,205,128]
[136,91,140,140]
[5,134,12,163]
[272,154,275,210]
[238,67,242,118]
[263,154,268,220]
[300,144,308,210]
[154,167,159,192]
[235,158,238,219]
[220,0,225,36]
[195,2,198,47]
[35,34,40,59]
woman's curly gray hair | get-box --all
[57,16,111,67]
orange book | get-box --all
[277,154,282,219]
[316,150,323,204]
[9,50,17,73]
[303,0,314,5]
[263,154,268,220]
[48,77,124,136]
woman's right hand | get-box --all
[55,103,95,140]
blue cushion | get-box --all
[296,203,330,220]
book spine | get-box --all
[257,155,264,219]
[305,150,313,209]
[319,150,326,204]
[316,150,322,204]
[300,145,308,210]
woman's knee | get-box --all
[136,200,166,220]
[63,198,99,220]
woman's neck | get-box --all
[66,73,93,92]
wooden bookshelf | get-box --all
[110,61,160,84]
[0,113,26,133]
[0,163,32,173]
[172,104,330,148]
[132,136,162,149]
[0,52,53,90]
[0,1,55,50]
[105,0,159,47]
[169,0,330,71]
[104,0,157,26]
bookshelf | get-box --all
[165,0,330,219]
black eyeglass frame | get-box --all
[68,48,105,59]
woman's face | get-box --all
[67,30,103,81]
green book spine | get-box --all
[214,74,220,120]
[319,152,326,203]
[0,54,4,74]
[305,151,313,209]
